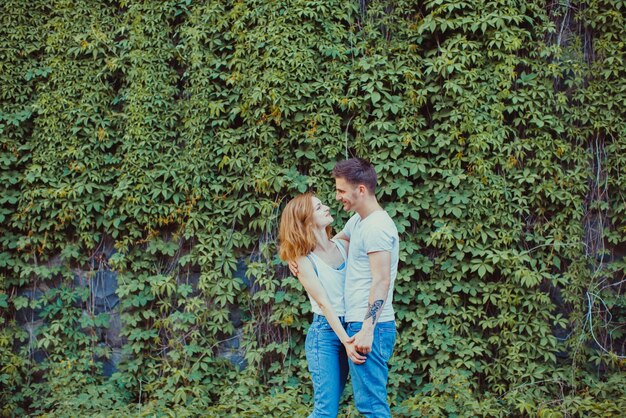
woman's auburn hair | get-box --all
[278,192,331,262]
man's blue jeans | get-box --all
[347,321,396,418]
[305,314,348,418]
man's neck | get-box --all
[355,197,382,219]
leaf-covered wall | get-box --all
[1,0,625,416]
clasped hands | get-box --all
[343,329,373,365]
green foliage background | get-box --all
[1,0,625,416]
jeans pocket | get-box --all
[305,327,316,353]
[347,322,362,336]
[378,328,396,363]
[319,321,334,332]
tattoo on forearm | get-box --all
[364,300,384,325]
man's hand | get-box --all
[352,328,374,355]
[343,336,366,364]
[288,260,299,277]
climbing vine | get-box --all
[1,0,625,416]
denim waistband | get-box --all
[313,313,345,323]
[346,320,396,330]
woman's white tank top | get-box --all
[305,240,347,316]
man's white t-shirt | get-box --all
[342,210,399,323]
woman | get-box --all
[278,193,365,418]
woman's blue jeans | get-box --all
[305,314,348,418]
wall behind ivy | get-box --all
[1,0,625,416]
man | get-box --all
[332,157,399,417]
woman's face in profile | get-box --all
[311,196,333,228]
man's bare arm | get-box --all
[333,231,350,243]
[352,251,392,354]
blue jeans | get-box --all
[347,321,396,418]
[305,314,349,418]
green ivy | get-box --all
[1,0,625,416]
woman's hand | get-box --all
[343,335,366,364]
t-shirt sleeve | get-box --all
[362,219,396,254]
[341,214,359,239]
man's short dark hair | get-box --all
[332,158,377,192]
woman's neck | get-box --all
[312,227,333,253]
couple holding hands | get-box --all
[279,158,399,417]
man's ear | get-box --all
[358,184,367,195]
